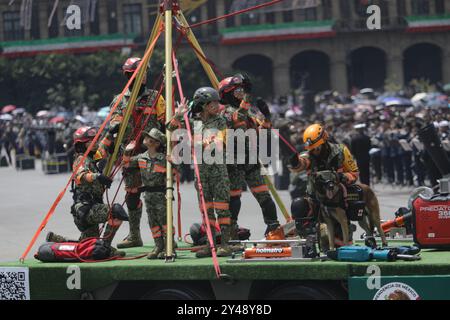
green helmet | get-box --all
[192,87,220,112]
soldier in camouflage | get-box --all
[123,128,177,259]
[46,126,129,257]
[97,57,166,249]
[219,74,280,240]
[167,87,232,258]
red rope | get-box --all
[190,0,283,29]
[19,29,163,263]
[172,49,222,279]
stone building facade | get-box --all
[1,0,449,97]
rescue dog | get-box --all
[313,170,387,251]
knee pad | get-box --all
[111,203,129,221]
[126,193,142,211]
[229,196,241,220]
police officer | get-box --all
[219,74,280,240]
[98,57,166,249]
[350,123,371,185]
[289,124,360,249]
[168,87,232,258]
[47,126,129,256]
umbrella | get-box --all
[0,114,13,121]
[36,110,50,117]
[75,115,88,123]
[383,97,412,107]
[97,106,110,118]
[12,108,26,115]
[49,116,65,124]
[444,83,450,92]
[1,105,16,113]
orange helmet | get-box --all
[303,124,328,151]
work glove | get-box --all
[97,174,113,188]
[289,153,300,168]
[256,97,271,119]
[125,141,136,153]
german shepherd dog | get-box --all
[313,170,387,250]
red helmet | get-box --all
[73,126,97,144]
[218,75,244,99]
[122,57,142,74]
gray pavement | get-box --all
[0,159,413,262]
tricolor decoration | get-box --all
[406,15,450,33]
[0,33,137,58]
[220,20,336,45]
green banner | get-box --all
[349,275,450,300]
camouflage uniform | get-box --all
[222,99,279,236]
[98,88,165,247]
[71,154,119,243]
[168,112,232,257]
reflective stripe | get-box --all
[145,108,157,115]
[101,138,112,147]
[152,231,163,238]
[153,164,166,173]
[138,160,147,169]
[240,101,251,110]
[251,184,269,193]
[205,202,214,210]
[125,187,140,193]
[213,202,229,210]
[218,217,231,225]
[230,189,242,197]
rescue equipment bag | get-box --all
[34,238,112,262]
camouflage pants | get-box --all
[143,192,169,239]
[73,202,109,240]
[228,164,272,204]
[196,164,231,227]
[123,167,143,241]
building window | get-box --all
[90,2,100,35]
[225,0,235,27]
[300,8,318,21]
[206,0,218,35]
[322,0,333,20]
[48,3,59,38]
[340,0,352,20]
[411,0,430,15]
[241,12,260,25]
[435,0,445,14]
[30,0,40,40]
[397,0,406,16]
[354,0,370,17]
[107,0,118,34]
[123,4,142,35]
[283,10,293,22]
[3,11,24,41]
[265,12,275,24]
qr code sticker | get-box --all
[0,267,30,300]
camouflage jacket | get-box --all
[98,88,166,159]
[123,151,178,188]
[168,113,228,171]
[72,154,104,201]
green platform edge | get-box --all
[2,241,450,299]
